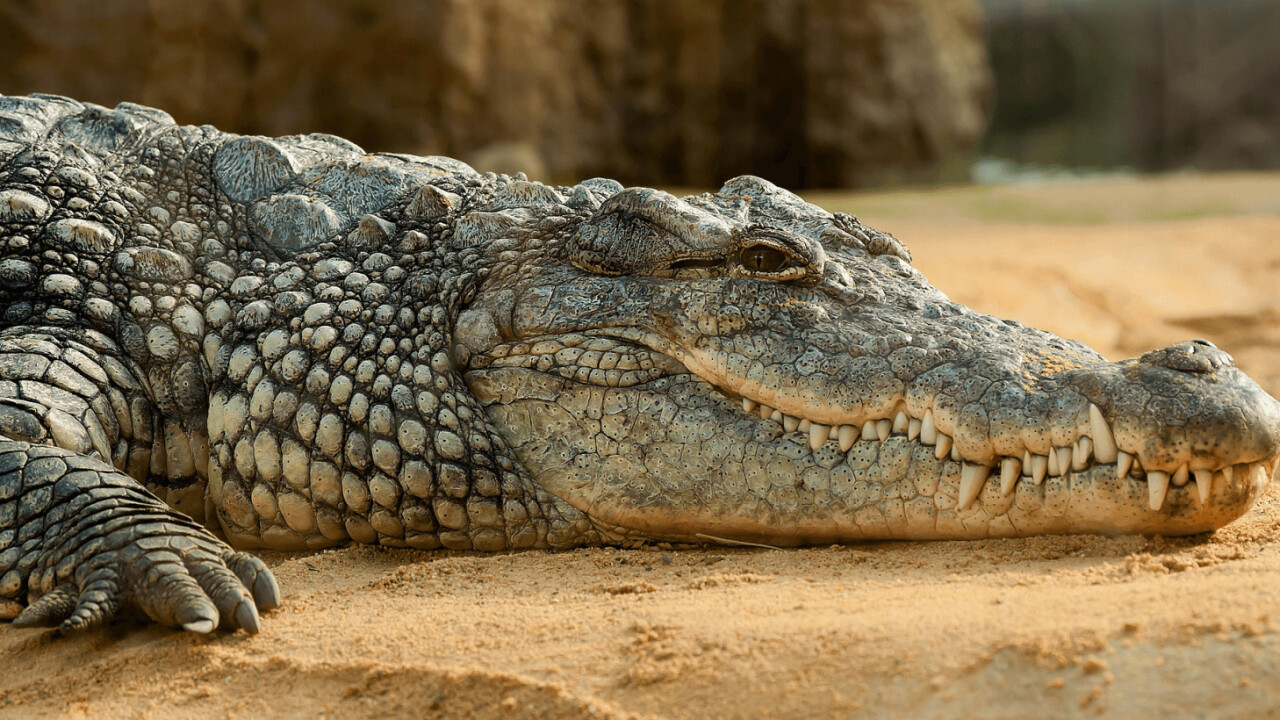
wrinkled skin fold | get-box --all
[0,95,1278,634]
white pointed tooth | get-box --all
[958,463,991,510]
[1194,469,1212,503]
[837,424,858,452]
[876,419,891,442]
[1089,404,1118,463]
[1054,448,1071,477]
[1213,469,1229,496]
[1031,455,1047,485]
[1171,465,1189,487]
[1047,446,1060,477]
[935,433,953,461]
[798,418,812,433]
[893,412,909,434]
[769,409,783,422]
[809,423,831,451]
[908,418,922,441]
[1000,457,1021,496]
[920,410,937,445]
[862,421,878,441]
[1249,462,1267,487]
[759,404,774,420]
[1117,450,1134,480]
[1023,450,1033,474]
[783,415,800,433]
[1221,464,1234,484]
[1148,470,1170,510]
[1072,436,1092,471]
[742,398,758,413]
[951,444,961,462]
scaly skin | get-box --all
[0,94,1278,634]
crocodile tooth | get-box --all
[742,398,758,413]
[809,423,831,451]
[783,415,800,433]
[951,443,961,462]
[1148,471,1170,510]
[1000,456,1021,495]
[1117,450,1134,480]
[1031,455,1047,485]
[1089,404,1119,463]
[1171,465,1189,487]
[798,418,812,433]
[1022,450,1033,474]
[1249,462,1268,487]
[876,419,891,442]
[1214,469,1230,495]
[770,409,783,423]
[935,433,953,461]
[908,418,922,441]
[759,404,774,420]
[920,410,937,445]
[837,425,858,452]
[862,421,878,441]
[893,412,909,435]
[1194,469,1212,503]
[1222,465,1234,484]
[1072,436,1092,471]
[958,463,990,510]
[1055,447,1071,476]
[1047,446,1060,477]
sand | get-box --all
[3,172,1280,720]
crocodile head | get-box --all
[460,176,1280,543]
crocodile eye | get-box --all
[739,244,789,273]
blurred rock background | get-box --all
[0,0,990,188]
[0,0,1276,187]
[983,0,1280,176]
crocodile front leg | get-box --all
[0,328,276,633]
[0,440,277,634]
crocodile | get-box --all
[0,94,1278,636]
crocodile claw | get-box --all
[13,540,277,636]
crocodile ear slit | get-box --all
[669,256,726,271]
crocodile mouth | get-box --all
[727,396,1276,514]
[468,329,1279,519]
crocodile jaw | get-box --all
[458,179,1280,542]
[467,360,1277,542]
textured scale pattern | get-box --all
[0,93,1279,634]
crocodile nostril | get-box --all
[1140,340,1233,373]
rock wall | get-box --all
[0,0,990,188]
[982,0,1280,173]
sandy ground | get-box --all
[4,172,1280,719]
